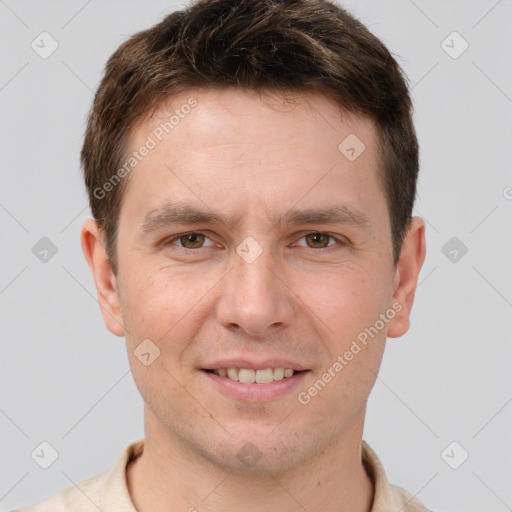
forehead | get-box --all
[121,88,386,230]
[141,88,377,150]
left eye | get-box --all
[295,232,339,249]
[168,232,340,250]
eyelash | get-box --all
[165,231,346,253]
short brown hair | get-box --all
[81,0,419,274]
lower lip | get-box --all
[201,370,310,401]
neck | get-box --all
[127,408,374,512]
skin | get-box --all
[82,88,426,512]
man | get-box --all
[17,0,428,510]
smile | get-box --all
[205,367,300,383]
[201,368,309,401]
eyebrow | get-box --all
[140,202,372,233]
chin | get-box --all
[193,424,330,476]
[213,443,309,476]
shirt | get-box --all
[14,439,431,511]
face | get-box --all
[83,88,425,475]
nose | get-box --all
[215,247,295,337]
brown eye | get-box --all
[304,233,333,249]
[175,233,207,249]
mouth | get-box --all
[202,367,305,384]
[201,366,310,401]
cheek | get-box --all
[298,261,389,328]
[118,268,178,350]
[328,270,391,396]
[118,265,216,358]
[120,264,172,315]
[296,262,391,395]
[119,269,199,406]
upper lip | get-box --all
[202,359,310,371]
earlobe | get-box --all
[80,219,125,337]
[387,217,426,338]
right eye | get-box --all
[165,232,217,250]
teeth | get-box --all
[273,368,284,381]
[213,367,298,383]
[256,368,273,384]
[227,368,239,381]
[239,369,255,383]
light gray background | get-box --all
[1,1,511,511]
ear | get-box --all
[80,218,125,337]
[387,216,426,338]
